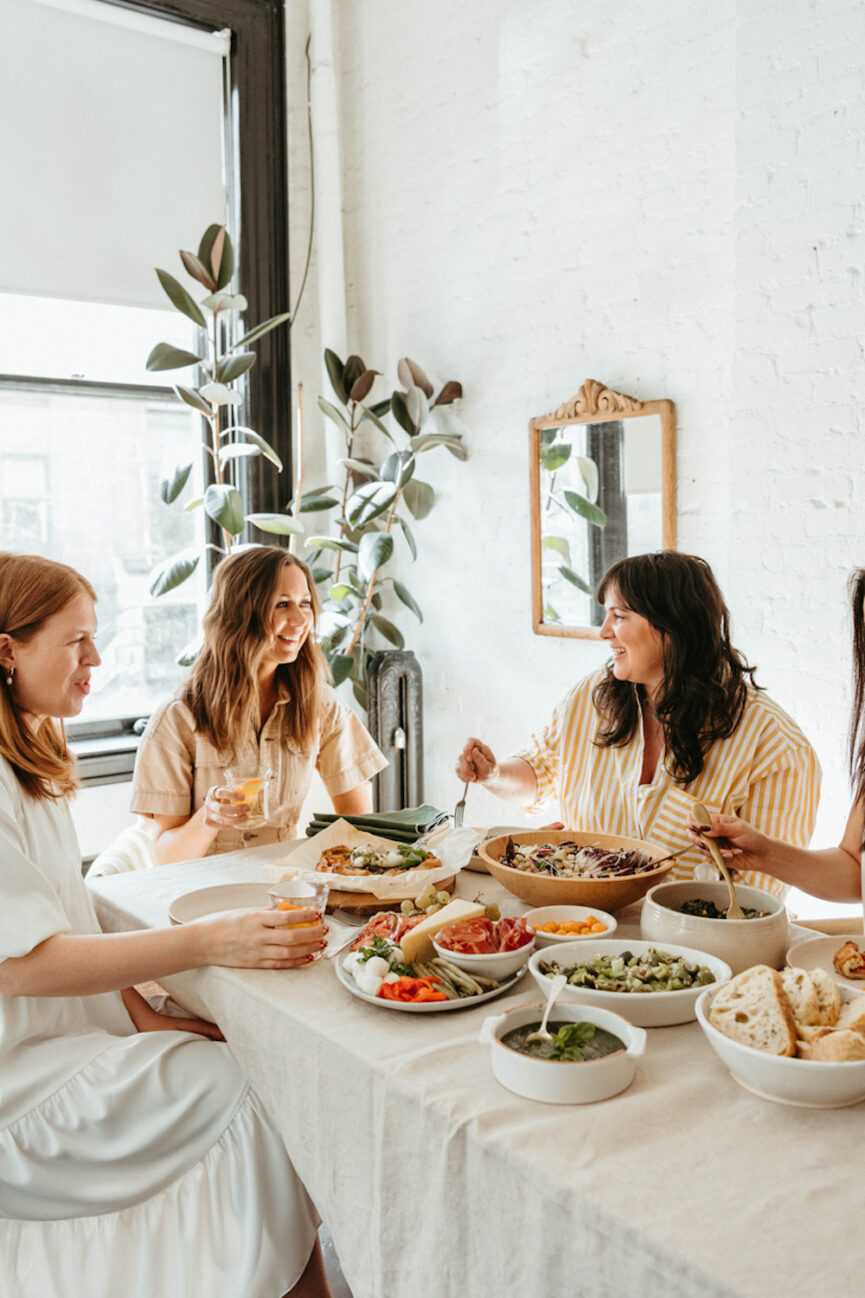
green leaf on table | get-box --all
[371,615,404,648]
[174,384,213,415]
[204,484,245,534]
[146,342,203,372]
[149,550,200,597]
[217,352,256,384]
[358,532,394,581]
[156,269,206,327]
[160,462,193,504]
[246,513,304,535]
[230,312,292,350]
[393,581,423,622]
[403,479,434,520]
[559,566,594,595]
[564,490,606,527]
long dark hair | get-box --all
[847,570,865,813]
[592,551,760,785]
[183,546,330,753]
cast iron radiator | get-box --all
[365,650,423,811]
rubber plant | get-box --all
[144,224,298,599]
[304,350,464,709]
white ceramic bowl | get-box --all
[478,1000,646,1104]
[696,982,865,1108]
[433,935,535,980]
[528,938,731,1027]
[785,933,865,992]
[640,881,788,975]
[523,905,618,948]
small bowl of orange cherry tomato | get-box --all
[522,905,617,948]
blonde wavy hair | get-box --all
[183,546,330,753]
[0,552,96,800]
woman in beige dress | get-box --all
[132,545,386,864]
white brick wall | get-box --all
[285,0,865,915]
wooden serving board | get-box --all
[326,875,456,915]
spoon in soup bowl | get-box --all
[525,973,568,1045]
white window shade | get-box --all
[0,0,229,311]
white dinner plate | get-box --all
[786,933,865,992]
[169,882,271,925]
[335,960,528,1013]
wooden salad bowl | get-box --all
[478,830,674,912]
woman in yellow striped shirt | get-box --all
[692,568,865,902]
[456,551,820,900]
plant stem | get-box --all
[333,402,357,584]
[290,382,305,556]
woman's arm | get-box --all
[0,905,326,998]
[144,788,250,865]
[691,799,863,903]
[455,738,538,804]
[120,986,224,1039]
[331,783,373,816]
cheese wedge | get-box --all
[400,900,487,964]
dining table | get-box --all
[88,844,864,1298]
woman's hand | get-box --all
[687,811,771,872]
[456,738,498,785]
[121,986,226,1040]
[203,785,249,830]
[193,907,328,970]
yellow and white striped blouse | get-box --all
[516,670,821,900]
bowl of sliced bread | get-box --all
[696,964,865,1108]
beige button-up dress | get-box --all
[130,685,387,853]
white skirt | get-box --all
[0,1035,319,1298]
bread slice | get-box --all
[708,965,797,1057]
[836,994,865,1037]
[780,967,821,1026]
[809,1028,865,1062]
[810,967,841,1026]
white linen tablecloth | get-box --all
[88,847,863,1298]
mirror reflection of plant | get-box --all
[539,427,607,606]
[305,350,464,708]
[144,225,299,603]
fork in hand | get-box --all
[453,779,470,829]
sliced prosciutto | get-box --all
[436,915,533,955]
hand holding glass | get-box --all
[267,880,330,963]
[222,767,269,829]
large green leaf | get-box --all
[330,653,355,687]
[338,458,379,479]
[543,535,571,564]
[246,513,304,535]
[149,550,200,596]
[381,450,415,488]
[156,269,206,327]
[198,225,223,275]
[200,382,241,407]
[215,228,235,289]
[343,355,366,394]
[329,584,352,601]
[403,478,434,520]
[391,390,415,436]
[325,349,347,403]
[371,615,404,648]
[399,516,417,561]
[174,384,213,415]
[406,385,430,429]
[204,484,245,534]
[349,369,379,404]
[219,444,260,464]
[160,462,193,504]
[217,352,256,384]
[179,248,216,292]
[318,396,349,432]
[231,311,292,350]
[299,495,340,512]
[306,536,359,553]
[222,426,283,470]
[541,444,571,473]
[358,532,394,581]
[564,490,606,527]
[559,565,594,595]
[393,580,423,622]
[146,342,203,372]
[347,482,398,528]
[410,433,464,454]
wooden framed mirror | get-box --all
[530,380,676,638]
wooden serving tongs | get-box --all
[691,802,745,919]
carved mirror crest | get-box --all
[530,380,676,638]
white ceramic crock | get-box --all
[640,880,788,975]
[478,1000,646,1104]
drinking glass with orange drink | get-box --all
[223,766,271,830]
[267,880,330,961]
